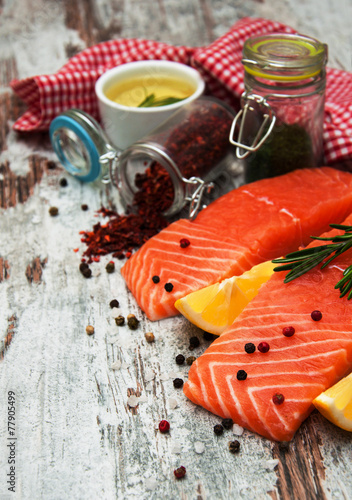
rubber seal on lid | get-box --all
[49,114,102,182]
[242,33,328,81]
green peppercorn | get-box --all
[214,424,224,436]
[127,314,139,330]
[106,261,115,274]
[115,315,125,326]
[186,356,196,366]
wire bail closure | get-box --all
[229,94,276,159]
[184,177,214,220]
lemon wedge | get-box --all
[313,373,352,432]
[174,260,275,335]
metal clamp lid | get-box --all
[229,94,276,160]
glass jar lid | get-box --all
[242,33,327,81]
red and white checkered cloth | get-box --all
[11,17,352,165]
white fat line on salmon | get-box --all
[241,190,275,206]
[212,334,352,349]
[200,348,349,369]
[198,364,219,415]
[141,246,244,265]
[225,374,250,426]
[152,226,249,249]
[279,208,297,219]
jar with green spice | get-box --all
[230,33,328,182]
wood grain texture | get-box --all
[0,1,352,499]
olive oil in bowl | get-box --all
[105,75,196,108]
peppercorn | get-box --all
[258,342,270,353]
[49,206,59,216]
[272,393,285,405]
[109,299,119,309]
[47,160,56,169]
[174,466,186,479]
[158,420,170,433]
[145,332,155,343]
[186,356,196,366]
[173,378,184,389]
[214,424,224,435]
[282,326,295,337]
[180,238,190,248]
[79,263,92,278]
[189,336,200,350]
[152,275,160,284]
[175,354,185,365]
[115,315,125,326]
[222,418,233,430]
[81,204,89,211]
[236,370,247,381]
[228,440,240,454]
[244,342,256,354]
[106,261,115,274]
[311,310,322,321]
[86,325,94,335]
[59,178,68,187]
[203,331,217,342]
[164,282,174,292]
[127,314,139,330]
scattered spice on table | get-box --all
[222,418,234,430]
[105,261,115,273]
[59,178,68,187]
[214,424,224,435]
[158,419,170,433]
[203,331,217,342]
[115,315,125,326]
[186,356,196,366]
[127,314,139,330]
[189,336,200,350]
[79,262,92,278]
[174,466,186,479]
[86,325,94,335]
[228,440,240,454]
[109,299,119,309]
[175,354,185,365]
[145,332,155,343]
[81,204,89,211]
[49,206,59,216]
[173,378,184,389]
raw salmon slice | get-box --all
[121,167,352,321]
[183,215,352,441]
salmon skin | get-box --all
[183,216,352,441]
[121,167,352,321]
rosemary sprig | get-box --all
[272,223,352,299]
[138,93,185,107]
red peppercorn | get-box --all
[158,420,170,433]
[311,310,322,321]
[282,326,295,337]
[180,238,190,248]
[174,466,186,479]
[258,342,270,353]
[272,393,285,405]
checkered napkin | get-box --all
[10,17,352,165]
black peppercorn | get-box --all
[203,331,217,342]
[164,282,174,292]
[79,262,89,273]
[115,315,125,326]
[109,299,119,309]
[244,343,256,354]
[152,275,160,284]
[49,206,59,216]
[222,418,234,430]
[81,204,89,211]
[173,378,184,389]
[175,354,185,365]
[214,424,224,436]
[59,178,68,187]
[228,440,240,454]
[189,336,200,350]
[236,370,247,381]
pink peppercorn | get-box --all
[159,420,170,433]
[272,393,285,405]
[258,342,270,353]
[282,326,295,337]
[180,238,190,248]
[174,466,186,479]
[311,310,322,321]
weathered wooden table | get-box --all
[1,1,351,499]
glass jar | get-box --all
[229,33,328,183]
[50,97,236,218]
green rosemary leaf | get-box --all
[329,223,352,231]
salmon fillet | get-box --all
[121,167,352,320]
[183,216,352,441]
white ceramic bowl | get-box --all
[95,60,205,150]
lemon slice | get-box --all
[313,373,352,432]
[174,260,275,335]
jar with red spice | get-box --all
[230,33,327,183]
[50,97,236,219]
